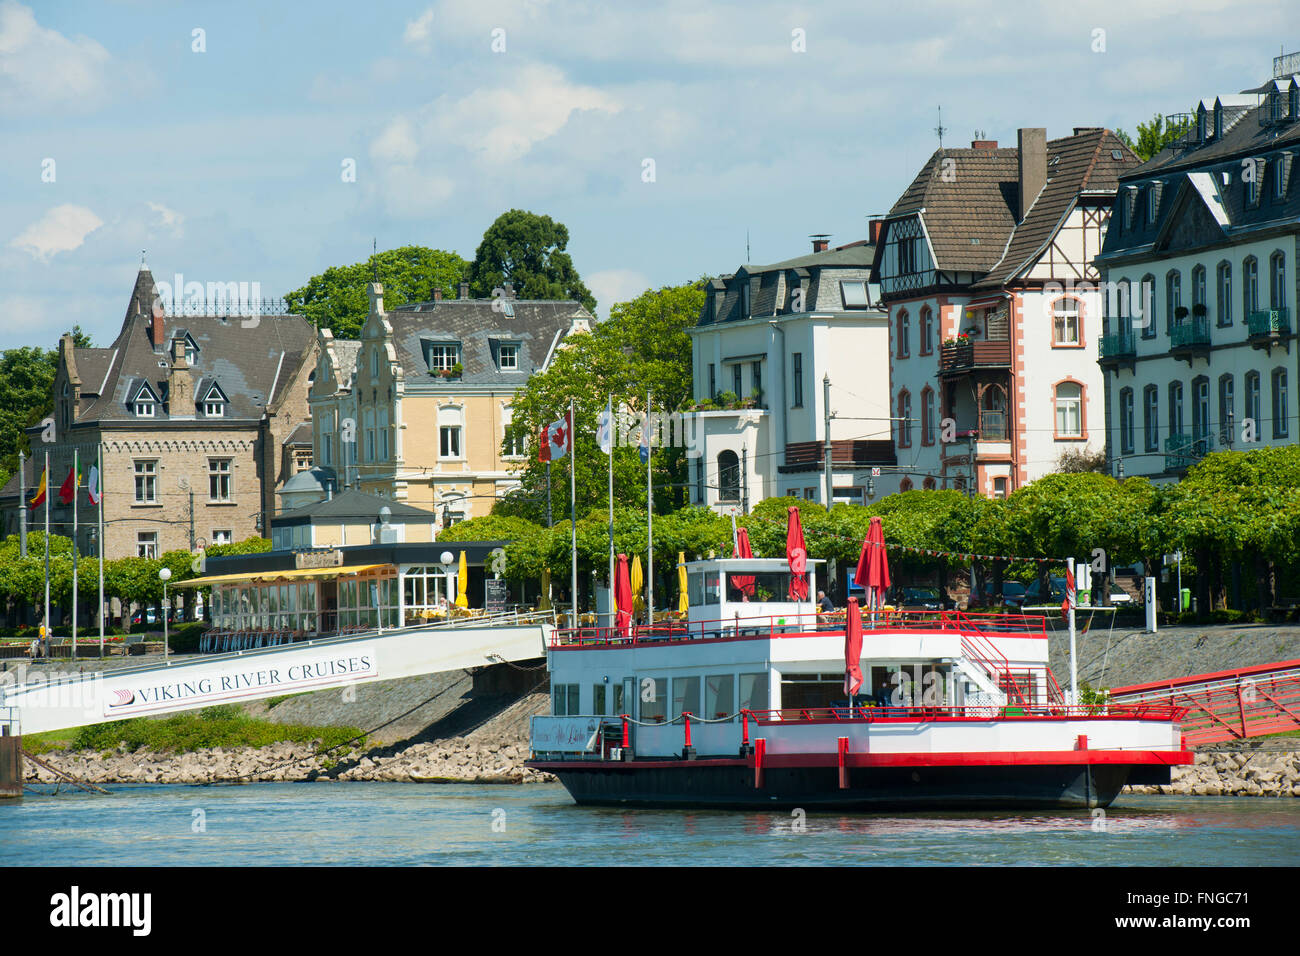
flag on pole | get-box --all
[57,460,81,505]
[29,466,47,510]
[87,464,101,505]
[638,413,651,464]
[1061,564,1076,620]
[597,401,613,455]
[538,410,572,462]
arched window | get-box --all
[1119,386,1134,455]
[1165,270,1182,335]
[898,310,910,358]
[717,450,740,502]
[1272,368,1289,439]
[1168,381,1184,437]
[897,391,912,447]
[1191,265,1206,325]
[1270,251,1287,311]
[920,307,933,355]
[921,387,935,445]
[1243,256,1259,316]
[1139,274,1157,338]
[1216,261,1232,327]
[1244,371,1261,441]
[1192,376,1210,442]
[1053,297,1082,345]
[980,384,1008,440]
[1143,385,1159,452]
[1218,374,1235,446]
[1054,381,1084,438]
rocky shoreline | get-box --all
[23,741,1300,795]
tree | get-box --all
[467,210,596,312]
[0,325,92,479]
[1115,113,1191,162]
[284,246,469,339]
[1054,447,1109,474]
[496,280,707,523]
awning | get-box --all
[963,296,1008,312]
[173,564,388,588]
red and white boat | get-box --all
[527,553,1192,810]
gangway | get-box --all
[1110,658,1300,744]
[0,611,554,736]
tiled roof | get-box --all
[274,488,437,523]
[698,243,878,325]
[73,268,315,424]
[383,298,591,385]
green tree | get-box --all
[1115,113,1191,162]
[467,210,596,312]
[0,325,92,480]
[496,280,707,524]
[284,246,469,338]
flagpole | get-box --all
[72,448,78,658]
[645,390,653,631]
[43,450,50,649]
[98,442,105,658]
[606,394,615,632]
[568,399,578,630]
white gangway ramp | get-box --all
[1,614,553,736]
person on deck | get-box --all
[816,590,835,614]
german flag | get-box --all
[28,467,47,510]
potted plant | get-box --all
[1174,305,1189,321]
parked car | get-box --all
[1024,576,1135,605]
[981,581,1027,608]
[892,586,955,612]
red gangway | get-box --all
[1109,659,1300,744]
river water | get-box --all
[4,784,1300,866]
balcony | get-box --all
[1169,319,1211,365]
[779,440,895,474]
[1164,432,1214,473]
[1247,308,1292,353]
[939,340,1012,377]
[1098,332,1136,369]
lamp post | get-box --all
[159,566,172,659]
[440,550,455,608]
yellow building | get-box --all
[308,282,592,529]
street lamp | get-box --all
[159,566,172,659]
[440,550,455,607]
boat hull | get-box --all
[528,758,1158,811]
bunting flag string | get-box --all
[743,512,1064,566]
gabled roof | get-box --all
[70,266,315,424]
[274,488,437,523]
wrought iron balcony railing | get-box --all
[1099,332,1136,360]
[1247,307,1291,337]
[1164,432,1214,472]
[1170,319,1211,351]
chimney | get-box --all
[169,337,195,416]
[458,281,470,300]
[149,300,166,350]
[868,218,884,245]
[1017,127,1048,223]
[971,139,998,150]
[811,236,830,253]
[433,288,442,302]
[368,281,384,315]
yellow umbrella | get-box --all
[677,552,688,615]
[631,554,645,620]
[538,568,552,610]
[455,550,469,608]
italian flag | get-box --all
[28,467,47,510]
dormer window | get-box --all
[498,343,520,370]
[840,280,869,308]
[1147,184,1158,223]
[201,382,229,417]
[135,397,155,418]
[423,342,460,372]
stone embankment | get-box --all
[24,733,558,786]
[1126,740,1300,797]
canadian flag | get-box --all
[537,410,573,463]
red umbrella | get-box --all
[614,553,633,637]
[853,516,891,612]
[732,526,755,600]
[844,596,864,697]
[786,506,809,601]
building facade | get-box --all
[0,264,316,559]
[309,282,593,529]
[874,128,1139,496]
[1096,65,1300,480]
[685,239,895,512]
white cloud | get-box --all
[403,9,436,50]
[146,201,184,237]
[9,204,103,261]
[0,1,112,113]
[370,116,419,164]
[586,269,650,318]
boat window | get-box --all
[688,572,720,606]
[671,676,701,720]
[781,673,846,712]
[706,674,735,718]
[726,571,795,603]
[552,683,580,716]
[640,677,667,722]
[592,684,607,715]
[738,673,769,713]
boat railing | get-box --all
[743,702,1188,722]
[551,608,1047,648]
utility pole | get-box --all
[822,374,833,508]
[189,488,195,551]
[741,443,749,515]
[18,449,26,557]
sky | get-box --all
[0,0,1293,349]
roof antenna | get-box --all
[746,229,750,263]
[935,106,947,149]
[140,249,148,271]
[372,238,378,281]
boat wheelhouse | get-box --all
[528,557,1191,810]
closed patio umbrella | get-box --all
[455,550,469,609]
[853,516,891,618]
[786,506,809,602]
[677,552,689,615]
[615,553,633,637]
[631,554,645,622]
[731,526,755,600]
[844,596,864,711]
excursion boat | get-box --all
[526,556,1192,810]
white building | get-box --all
[873,128,1139,496]
[684,239,894,512]
[1096,62,1300,479]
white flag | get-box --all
[87,465,101,506]
[597,400,612,455]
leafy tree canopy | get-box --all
[467,210,596,313]
[284,246,468,339]
[1115,112,1192,162]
